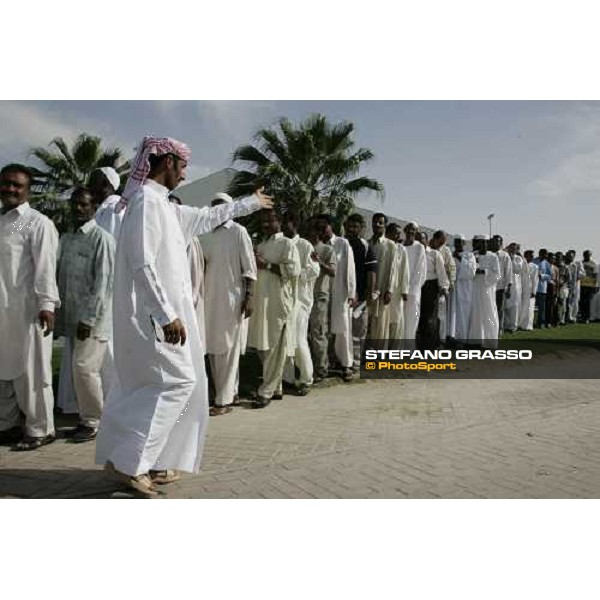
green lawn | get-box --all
[501,322,600,341]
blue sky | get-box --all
[1,100,598,257]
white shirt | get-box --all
[201,220,257,355]
[425,247,450,291]
[291,234,320,311]
[95,194,124,240]
[248,232,300,351]
[496,249,513,290]
[0,202,60,380]
[404,241,427,295]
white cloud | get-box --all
[528,102,600,198]
[0,101,137,167]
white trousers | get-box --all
[438,295,447,340]
[71,337,108,428]
[0,373,54,437]
[208,329,242,407]
[258,326,288,398]
[284,306,313,386]
[334,306,353,369]
[404,293,421,339]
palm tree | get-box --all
[28,134,130,233]
[30,133,130,193]
[228,114,384,230]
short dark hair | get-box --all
[1,163,33,187]
[372,212,387,224]
[71,186,95,204]
[433,230,446,240]
[346,213,365,225]
[493,234,503,242]
[315,213,332,225]
[385,222,399,235]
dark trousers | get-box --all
[580,286,595,322]
[545,282,557,326]
[536,292,546,327]
[417,280,441,350]
[495,289,506,332]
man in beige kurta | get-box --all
[248,210,300,408]
[368,213,398,346]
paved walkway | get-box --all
[1,375,600,498]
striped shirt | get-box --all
[55,219,115,339]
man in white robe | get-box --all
[450,236,477,343]
[368,213,398,349]
[504,242,524,333]
[248,209,300,407]
[201,192,256,416]
[95,137,272,496]
[432,231,456,343]
[283,213,320,394]
[468,236,500,348]
[385,223,409,346]
[92,167,124,240]
[0,164,60,450]
[519,250,539,331]
[402,222,427,342]
[490,234,513,334]
[316,214,356,382]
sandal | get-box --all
[210,405,233,416]
[12,434,55,452]
[296,385,309,397]
[105,462,161,497]
[232,395,241,406]
[149,469,181,485]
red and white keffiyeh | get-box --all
[118,136,191,209]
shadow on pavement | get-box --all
[0,469,126,499]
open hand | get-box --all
[255,186,274,209]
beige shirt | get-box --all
[313,241,336,298]
[248,232,301,351]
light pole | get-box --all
[487,213,495,239]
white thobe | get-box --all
[95,181,263,476]
[403,241,427,340]
[450,252,476,341]
[389,243,410,344]
[95,194,124,241]
[188,236,205,347]
[329,234,356,368]
[504,254,524,331]
[201,221,256,406]
[438,244,457,340]
[0,202,60,437]
[519,262,539,330]
[468,252,500,348]
[94,194,125,408]
[284,235,320,386]
[496,250,513,291]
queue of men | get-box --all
[1,140,599,495]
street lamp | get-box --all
[487,213,495,239]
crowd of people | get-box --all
[0,134,598,496]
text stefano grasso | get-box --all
[363,349,533,361]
